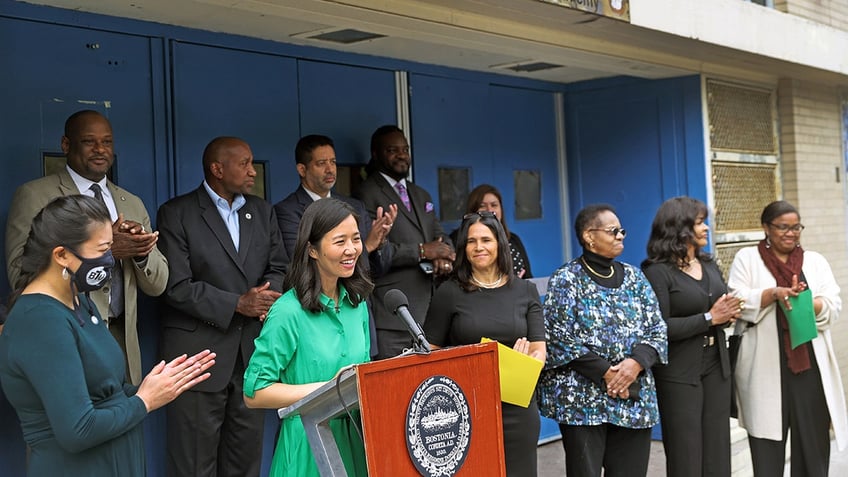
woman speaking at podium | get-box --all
[424,211,546,476]
[243,199,374,476]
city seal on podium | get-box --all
[406,375,471,476]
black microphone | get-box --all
[384,289,431,353]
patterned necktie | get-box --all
[395,182,412,212]
[90,183,105,204]
[89,183,124,319]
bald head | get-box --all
[202,136,257,203]
[62,110,114,182]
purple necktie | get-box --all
[395,182,411,212]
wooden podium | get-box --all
[278,341,505,476]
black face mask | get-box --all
[66,249,114,293]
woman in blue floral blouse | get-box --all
[538,203,668,477]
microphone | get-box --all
[384,289,431,353]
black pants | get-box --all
[748,324,831,477]
[656,346,731,477]
[559,423,651,477]
[166,353,265,477]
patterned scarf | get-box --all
[757,239,811,374]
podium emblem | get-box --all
[406,375,471,476]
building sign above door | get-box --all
[535,0,630,22]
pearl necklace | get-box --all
[471,274,504,289]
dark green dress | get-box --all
[0,294,147,476]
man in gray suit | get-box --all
[354,125,454,359]
[156,136,287,477]
[5,110,168,385]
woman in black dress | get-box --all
[425,211,546,476]
[641,196,742,477]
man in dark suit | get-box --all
[354,125,455,359]
[156,136,287,477]
[274,134,395,275]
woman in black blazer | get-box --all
[642,197,742,477]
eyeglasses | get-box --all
[768,223,805,233]
[587,227,627,237]
[463,211,497,221]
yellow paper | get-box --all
[481,337,544,408]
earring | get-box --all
[62,268,69,280]
[765,237,771,249]
[796,242,801,248]
[589,242,595,249]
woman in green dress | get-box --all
[0,195,215,477]
[244,198,374,476]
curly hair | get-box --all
[643,196,711,269]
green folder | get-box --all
[780,288,818,349]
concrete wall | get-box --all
[777,77,848,396]
[776,0,848,30]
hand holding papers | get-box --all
[481,337,543,408]
[779,288,818,348]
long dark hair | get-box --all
[643,196,711,268]
[465,184,510,238]
[9,195,111,307]
[453,212,513,292]
[283,198,373,313]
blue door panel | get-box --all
[297,60,397,166]
[408,74,492,235]
[170,42,301,201]
[490,85,562,276]
[565,76,706,267]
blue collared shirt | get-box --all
[203,180,246,251]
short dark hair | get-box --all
[761,200,799,225]
[453,212,513,292]
[574,203,616,248]
[283,198,373,313]
[10,195,111,306]
[370,125,404,155]
[295,135,334,165]
[64,110,107,137]
[643,196,711,268]
[465,184,510,238]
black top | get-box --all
[642,260,731,384]
[424,278,545,347]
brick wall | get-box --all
[777,78,848,398]
[775,0,848,30]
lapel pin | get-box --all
[245,213,252,220]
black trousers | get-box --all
[166,353,265,477]
[656,346,731,477]
[748,324,831,477]
[559,423,652,477]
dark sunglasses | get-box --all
[587,227,627,237]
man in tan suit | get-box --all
[5,110,168,385]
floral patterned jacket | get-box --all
[537,259,668,428]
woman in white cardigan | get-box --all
[728,200,848,477]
